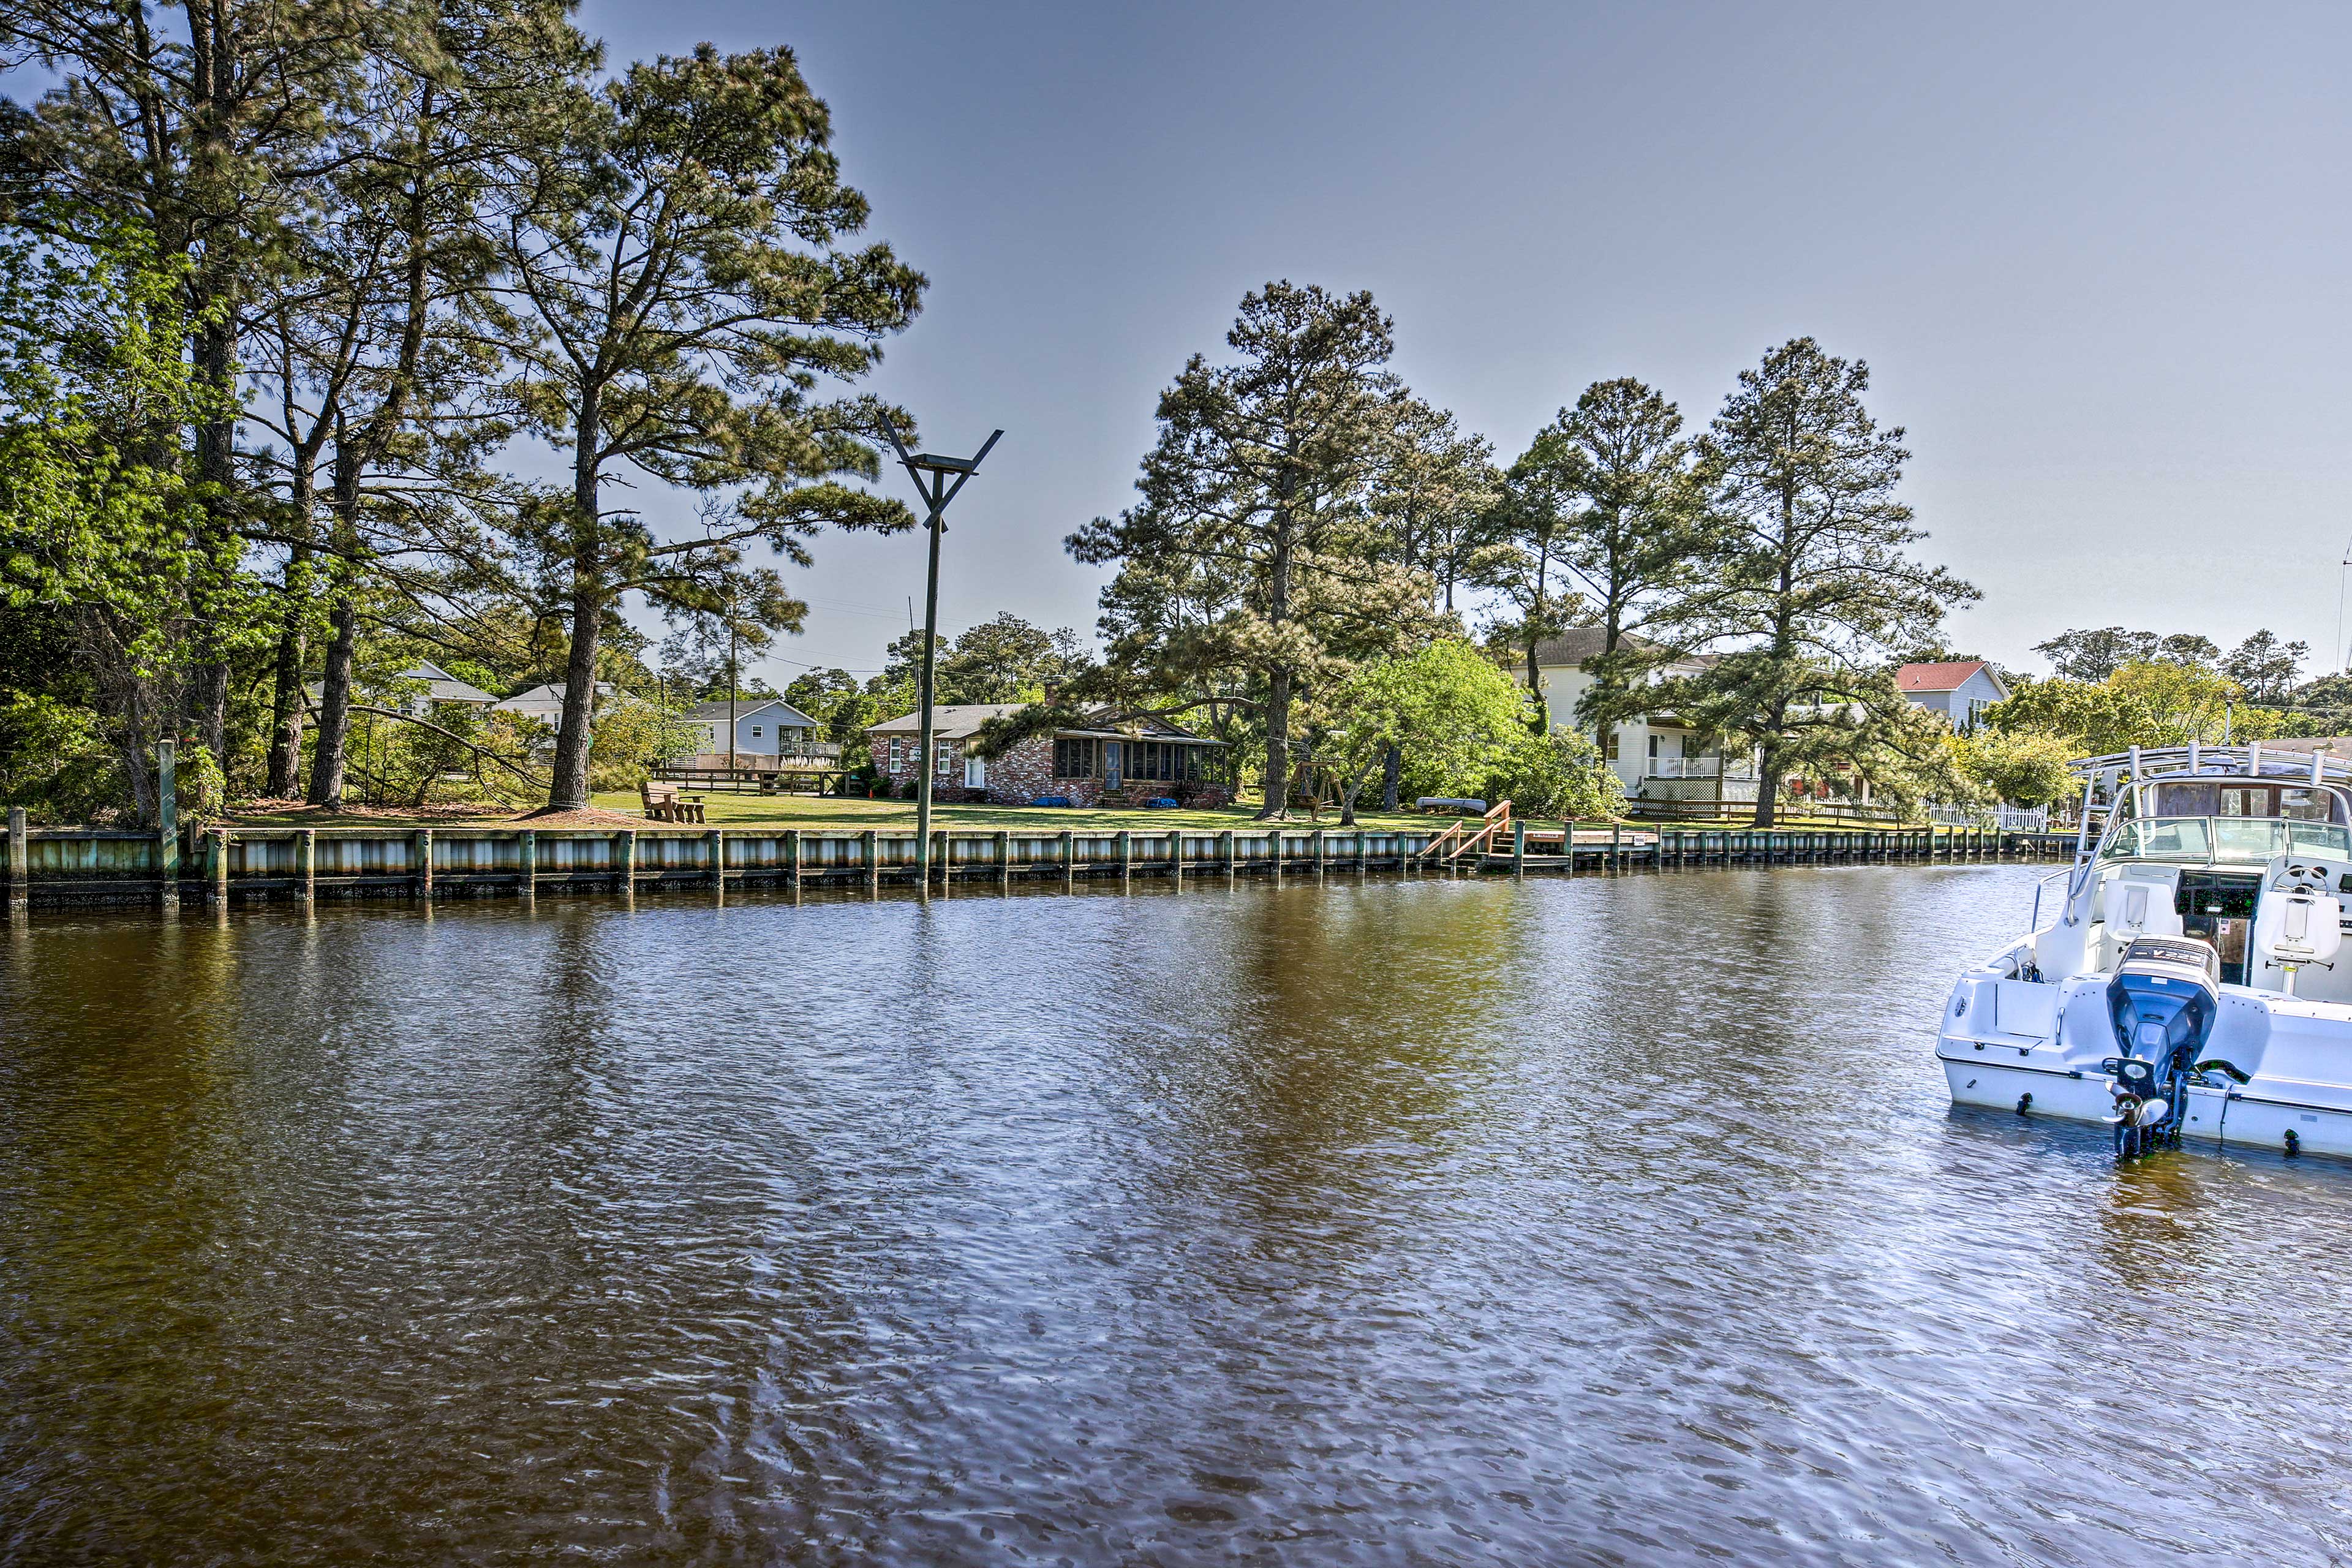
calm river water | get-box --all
[5,866,2351,1565]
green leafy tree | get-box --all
[1985,662,2290,753]
[2223,629,2306,705]
[1311,639,1528,824]
[586,695,699,792]
[1513,377,1713,747]
[657,567,800,700]
[1,0,400,757]
[1069,284,1439,816]
[493,41,925,809]
[245,1,580,806]
[1484,730,1626,820]
[1956,726,2079,807]
[931,612,1088,704]
[1479,454,1584,732]
[0,227,224,823]
[2156,632,2220,669]
[1660,338,1978,826]
[2033,627,2160,682]
[1373,397,1498,615]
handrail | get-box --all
[1420,799,1512,862]
[2070,744,2352,783]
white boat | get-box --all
[1939,744,2352,1159]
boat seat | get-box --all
[2106,872,2184,943]
[2253,859,2343,992]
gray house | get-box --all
[1898,661,2009,733]
[684,698,823,761]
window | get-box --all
[1132,740,1186,781]
[751,725,763,739]
[889,738,904,771]
[1604,731,1619,762]
[1053,737,1098,778]
[935,741,955,774]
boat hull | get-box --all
[1937,1056,2352,1156]
[1939,972,2352,1159]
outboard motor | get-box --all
[2103,936,2221,1158]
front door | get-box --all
[965,752,986,789]
[1103,741,1122,790]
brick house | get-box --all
[867,703,1226,805]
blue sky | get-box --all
[581,0,2352,682]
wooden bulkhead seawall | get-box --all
[1,808,2079,908]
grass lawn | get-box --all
[587,790,1441,834]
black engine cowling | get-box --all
[2103,936,2222,1140]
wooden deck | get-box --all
[653,762,850,795]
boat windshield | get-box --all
[2102,816,2352,863]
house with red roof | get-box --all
[1897,660,2010,733]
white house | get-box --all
[1897,661,2009,733]
[492,681,614,740]
[684,697,823,761]
[1508,630,1757,804]
[304,660,497,718]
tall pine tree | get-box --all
[492,42,924,810]
[1662,338,1975,826]
[1068,282,1436,818]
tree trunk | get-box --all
[264,544,311,797]
[307,598,357,807]
[1258,665,1291,820]
[548,580,601,809]
[547,390,604,811]
[1523,624,1547,733]
[185,9,238,774]
[1256,477,1296,821]
[1752,737,1779,828]
[307,437,368,808]
[1381,743,1401,811]
[190,662,229,767]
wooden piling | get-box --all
[296,828,315,903]
[706,829,725,895]
[209,827,229,903]
[1171,829,1184,885]
[518,829,536,900]
[1117,829,1132,884]
[414,828,434,900]
[1060,829,1076,889]
[996,829,1011,889]
[788,829,802,894]
[7,806,25,908]
[862,829,878,893]
[1219,829,1235,875]
[1512,820,1526,876]
[156,739,178,905]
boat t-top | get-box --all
[1939,742,2352,1158]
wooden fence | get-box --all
[1,807,2075,907]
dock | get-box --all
[2,808,2084,908]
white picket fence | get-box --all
[1929,803,2049,832]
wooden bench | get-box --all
[641,780,706,823]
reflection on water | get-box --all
[6,868,2352,1564]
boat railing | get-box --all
[2029,867,2075,932]
[2070,744,2352,786]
